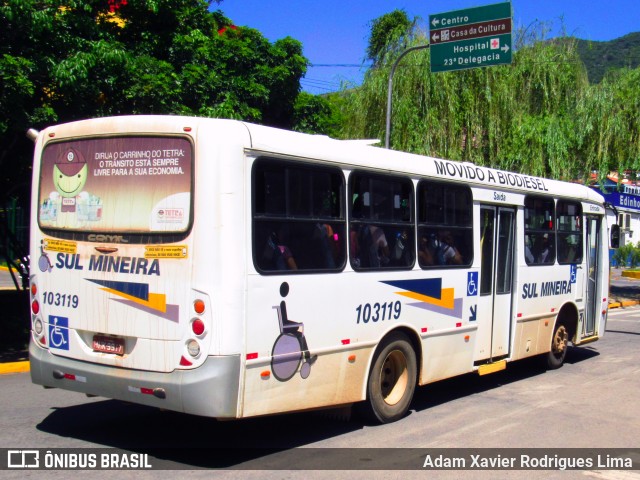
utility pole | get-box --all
[384,44,429,149]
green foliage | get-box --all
[0,54,35,136]
[575,67,640,179]
[575,32,640,83]
[0,0,309,195]
[366,9,416,66]
[613,242,640,268]
[339,20,640,182]
[292,92,343,136]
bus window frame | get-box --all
[524,195,556,266]
[556,199,583,265]
[416,180,473,269]
[348,170,415,271]
[251,157,347,275]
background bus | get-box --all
[28,116,612,423]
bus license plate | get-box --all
[92,335,125,355]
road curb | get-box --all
[608,300,639,309]
[0,361,30,375]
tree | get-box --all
[0,0,317,274]
[576,67,640,177]
[0,0,309,205]
[292,92,343,137]
[366,10,416,66]
[340,17,640,182]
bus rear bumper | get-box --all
[29,339,241,418]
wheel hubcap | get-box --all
[380,350,408,406]
[553,325,568,355]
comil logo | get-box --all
[8,450,39,468]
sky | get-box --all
[215,0,640,94]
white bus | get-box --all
[28,116,614,424]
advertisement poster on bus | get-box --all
[38,137,192,233]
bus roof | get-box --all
[35,115,604,205]
[242,121,604,205]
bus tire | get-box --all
[362,332,417,424]
[546,321,569,369]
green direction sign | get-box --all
[429,2,511,30]
[429,2,512,73]
[430,34,512,72]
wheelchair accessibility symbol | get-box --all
[467,272,478,296]
[270,282,317,382]
[49,316,69,350]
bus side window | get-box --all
[417,181,472,268]
[348,171,414,271]
[524,196,556,265]
[556,200,583,265]
[252,158,346,273]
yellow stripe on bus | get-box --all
[395,288,455,309]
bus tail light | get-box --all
[30,281,47,348]
[187,339,200,357]
[193,299,205,315]
[191,318,205,336]
[178,293,211,368]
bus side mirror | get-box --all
[610,224,621,249]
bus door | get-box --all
[583,216,601,337]
[476,206,516,361]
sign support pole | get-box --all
[384,44,430,149]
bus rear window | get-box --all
[38,136,193,235]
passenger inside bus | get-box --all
[558,235,580,264]
[534,233,553,264]
[418,235,434,266]
[418,230,465,266]
[438,230,462,265]
[352,224,390,268]
[264,230,298,270]
[391,229,413,267]
[313,222,339,269]
[525,236,535,263]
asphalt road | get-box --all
[0,267,22,290]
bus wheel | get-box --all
[363,332,417,424]
[546,322,569,369]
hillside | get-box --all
[576,32,640,83]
